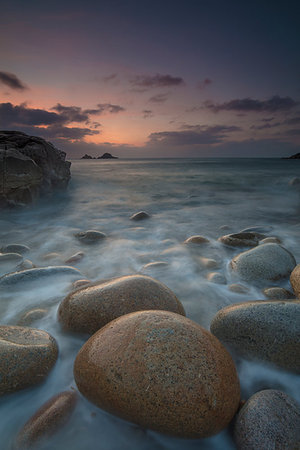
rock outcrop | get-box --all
[0,131,71,206]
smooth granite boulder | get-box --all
[290,264,300,298]
[0,326,58,395]
[230,243,296,282]
[58,275,185,334]
[13,390,77,449]
[74,310,240,438]
[0,131,71,206]
[210,300,300,373]
[234,390,300,450]
[218,232,260,248]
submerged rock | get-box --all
[290,264,300,298]
[0,252,23,264]
[218,232,260,248]
[228,283,249,294]
[184,235,209,245]
[130,211,150,221]
[210,300,300,373]
[230,243,296,282]
[17,309,49,327]
[234,390,300,450]
[262,287,295,300]
[0,326,58,395]
[74,310,240,438]
[206,272,227,284]
[1,244,30,254]
[14,390,77,449]
[58,274,185,334]
[0,131,71,207]
[74,230,106,244]
[65,251,85,264]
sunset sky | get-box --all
[1,0,299,158]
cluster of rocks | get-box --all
[81,152,118,159]
[0,224,299,449]
[0,131,71,207]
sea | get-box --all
[0,158,299,449]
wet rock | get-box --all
[17,309,49,326]
[42,253,61,261]
[0,266,82,289]
[1,244,30,254]
[0,326,58,395]
[65,251,85,264]
[289,176,300,187]
[290,264,300,298]
[228,283,249,294]
[262,287,295,300]
[259,237,281,244]
[218,232,259,248]
[130,211,150,221]
[16,259,35,271]
[240,226,273,234]
[74,230,106,244]
[13,390,77,449]
[230,243,296,282]
[234,390,300,450]
[206,272,227,284]
[184,235,209,245]
[0,252,23,264]
[58,275,185,335]
[198,257,220,270]
[71,279,91,290]
[210,300,300,373]
[141,261,169,272]
[74,310,240,438]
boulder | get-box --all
[0,326,58,395]
[74,230,106,244]
[65,251,85,264]
[218,232,260,248]
[74,310,240,438]
[184,235,209,245]
[210,300,300,373]
[0,252,23,264]
[130,211,150,221]
[230,243,296,282]
[13,390,77,449]
[234,390,300,450]
[58,274,185,334]
[1,243,30,254]
[0,131,71,206]
[228,284,249,294]
[290,264,300,298]
[262,287,295,300]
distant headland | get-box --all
[81,153,118,160]
[282,152,300,160]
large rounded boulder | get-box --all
[58,275,185,335]
[230,243,296,282]
[0,326,58,395]
[234,390,300,449]
[74,310,240,438]
[290,264,300,298]
[210,300,300,373]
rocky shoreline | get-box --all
[0,218,299,449]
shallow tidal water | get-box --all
[0,157,299,449]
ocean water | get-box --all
[0,158,299,449]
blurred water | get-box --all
[0,158,299,449]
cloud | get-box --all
[131,73,184,90]
[102,73,118,83]
[250,122,281,130]
[197,78,212,90]
[147,124,241,146]
[142,109,153,118]
[0,102,64,127]
[148,93,169,103]
[204,95,299,113]
[0,71,28,91]
[96,103,125,114]
[40,125,100,140]
[52,103,89,123]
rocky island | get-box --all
[282,152,300,159]
[81,152,118,159]
[0,131,71,207]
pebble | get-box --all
[74,310,240,438]
[206,272,227,284]
[184,235,209,245]
[218,232,259,248]
[74,230,106,244]
[130,211,150,221]
[17,309,49,327]
[228,283,249,294]
[1,244,30,254]
[65,251,85,264]
[262,287,295,300]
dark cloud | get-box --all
[148,93,169,103]
[142,109,153,118]
[148,124,241,146]
[204,95,299,113]
[284,116,300,125]
[0,102,64,127]
[250,122,281,130]
[96,103,125,114]
[52,103,89,123]
[41,125,99,140]
[131,73,184,89]
[0,71,28,91]
[196,78,212,90]
[102,73,118,82]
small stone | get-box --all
[17,309,48,326]
[290,264,300,298]
[262,287,295,300]
[240,226,273,234]
[289,177,300,187]
[230,243,296,282]
[206,272,227,284]
[74,310,240,438]
[58,275,185,335]
[228,284,249,294]
[16,259,35,271]
[13,390,77,449]
[141,261,169,272]
[0,252,23,264]
[65,251,85,264]
[198,257,220,270]
[130,211,150,221]
[218,233,259,248]
[210,300,300,373]
[184,235,209,245]
[0,326,58,395]
[71,279,91,290]
[74,230,106,244]
[1,244,30,254]
[234,390,300,450]
[42,253,61,261]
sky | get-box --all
[1,0,300,158]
